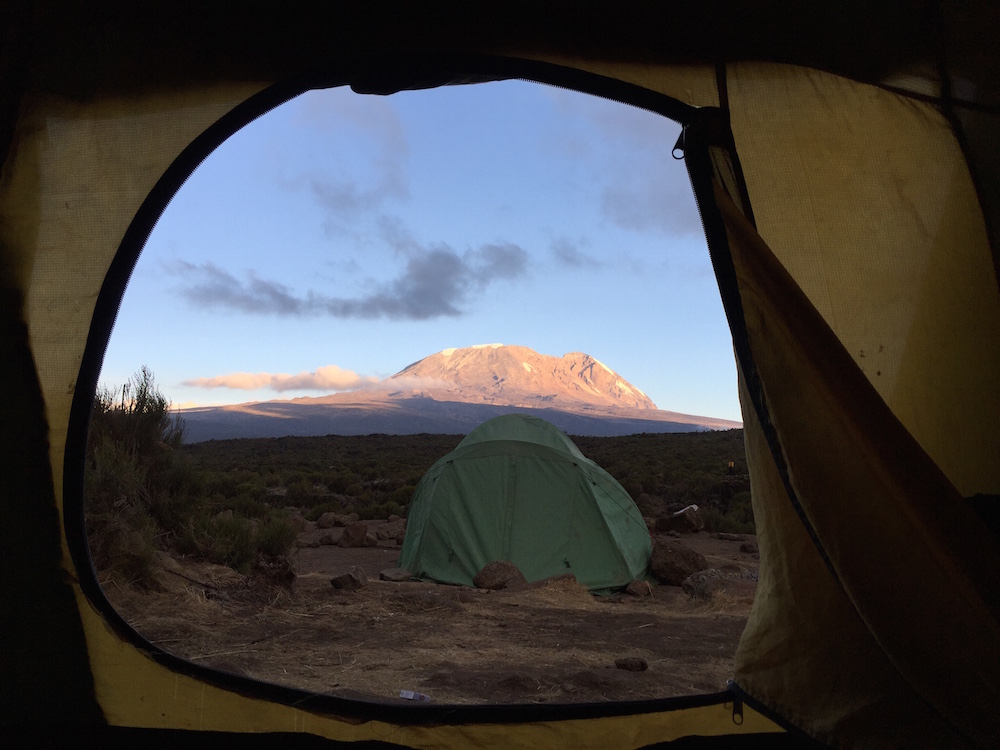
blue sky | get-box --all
[102,80,742,422]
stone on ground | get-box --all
[625,580,653,597]
[650,537,709,585]
[330,566,368,590]
[655,504,705,534]
[473,560,527,590]
[379,567,412,582]
[339,522,376,548]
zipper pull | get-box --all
[731,693,744,725]
[672,126,686,160]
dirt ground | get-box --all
[107,523,759,705]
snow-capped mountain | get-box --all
[388,344,658,410]
[180,345,741,442]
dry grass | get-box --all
[104,535,758,705]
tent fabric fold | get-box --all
[711,178,1000,746]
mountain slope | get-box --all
[388,344,657,410]
[180,345,741,442]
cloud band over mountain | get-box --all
[184,365,377,392]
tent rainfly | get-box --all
[3,3,1000,748]
[398,413,652,592]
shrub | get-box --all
[86,368,301,583]
[177,512,258,573]
[286,479,316,502]
[256,517,299,558]
[388,485,416,505]
[85,367,184,587]
[227,493,271,519]
[701,491,756,535]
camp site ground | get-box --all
[106,522,759,705]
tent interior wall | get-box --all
[2,3,998,748]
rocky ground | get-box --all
[106,521,759,705]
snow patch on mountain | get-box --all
[391,344,658,411]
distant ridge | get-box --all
[180,345,741,442]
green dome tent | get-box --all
[399,414,652,592]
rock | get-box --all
[335,512,360,527]
[682,568,725,599]
[655,504,704,534]
[285,513,308,532]
[716,532,744,542]
[330,566,368,590]
[295,537,321,548]
[740,542,759,554]
[473,560,527,590]
[682,566,759,598]
[625,580,653,597]
[303,520,318,533]
[388,514,402,522]
[379,567,412,582]
[339,522,374,548]
[317,512,339,529]
[650,537,709,585]
[376,520,406,541]
[667,530,680,538]
[614,657,648,672]
[318,531,337,546]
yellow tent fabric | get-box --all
[2,3,998,748]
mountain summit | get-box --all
[390,344,657,410]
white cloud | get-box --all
[184,365,378,393]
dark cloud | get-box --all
[171,240,528,321]
[307,174,408,221]
[173,261,306,315]
[472,243,528,281]
[551,238,601,269]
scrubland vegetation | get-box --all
[86,369,753,589]
[85,368,298,587]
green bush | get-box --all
[286,479,316,502]
[701,491,756,535]
[256,517,299,558]
[85,367,184,587]
[172,509,298,574]
[388,485,416,505]
[226,493,271,519]
[86,367,302,585]
[177,512,257,573]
